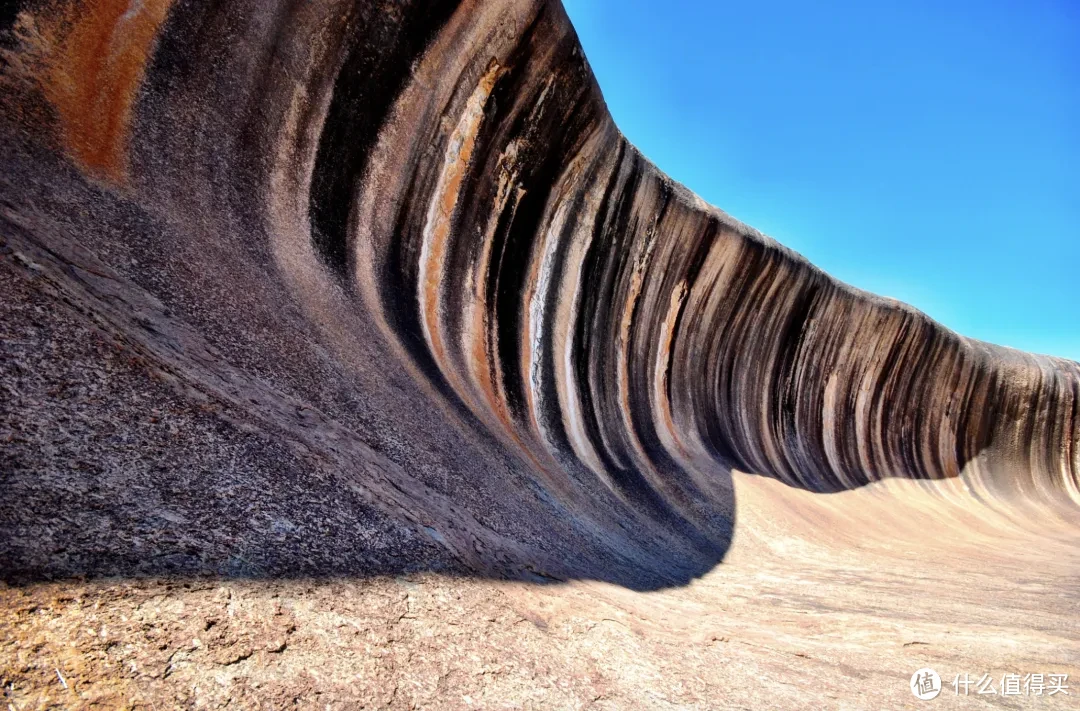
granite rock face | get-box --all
[1,1,1078,707]
[2,0,1078,601]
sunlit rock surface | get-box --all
[1,0,1077,707]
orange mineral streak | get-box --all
[40,0,173,182]
[654,280,692,463]
[469,177,523,432]
[420,59,504,376]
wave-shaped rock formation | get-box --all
[1,1,1079,705]
[2,0,1079,583]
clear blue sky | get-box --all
[563,0,1079,361]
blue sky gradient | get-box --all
[563,0,1079,361]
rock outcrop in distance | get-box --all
[1,0,1077,590]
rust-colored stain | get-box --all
[38,0,174,182]
[420,58,505,374]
